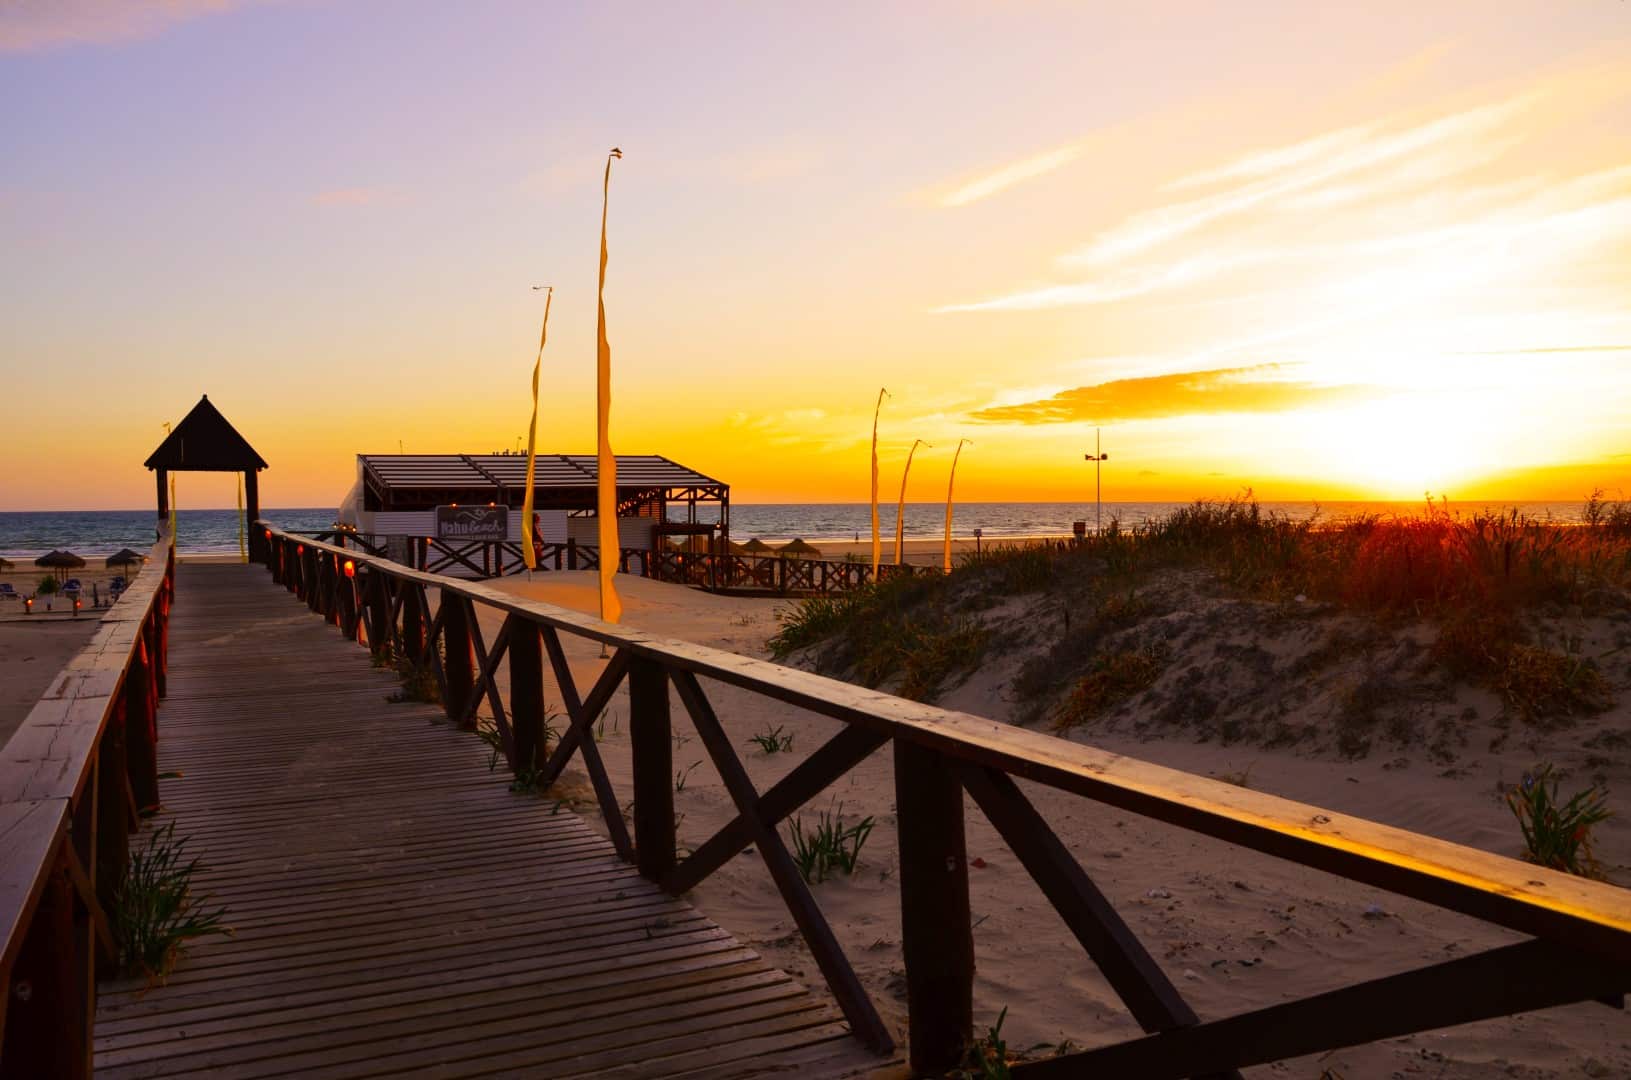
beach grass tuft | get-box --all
[788,801,874,884]
[1506,763,1612,877]
[746,724,794,754]
[113,821,231,982]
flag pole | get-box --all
[522,285,553,578]
[595,149,624,626]
[870,388,889,577]
[943,438,970,574]
[894,438,931,565]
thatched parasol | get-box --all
[739,538,773,555]
[0,556,12,571]
[36,550,86,582]
[107,549,146,575]
[778,538,821,559]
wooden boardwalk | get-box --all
[91,564,882,1079]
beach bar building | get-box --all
[339,453,729,578]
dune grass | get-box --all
[769,493,1630,716]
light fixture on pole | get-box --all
[1084,428,1109,535]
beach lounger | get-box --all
[0,584,17,601]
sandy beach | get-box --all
[446,569,1631,1079]
[0,558,173,748]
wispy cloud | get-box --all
[0,0,250,53]
[1066,95,1531,268]
[938,63,1631,318]
[934,141,1085,208]
[970,364,1371,425]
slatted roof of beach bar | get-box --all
[359,453,727,511]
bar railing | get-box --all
[254,522,1630,1076]
[0,528,176,1079]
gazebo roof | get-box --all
[145,395,268,472]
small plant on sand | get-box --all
[37,575,58,596]
[113,821,231,981]
[788,801,874,884]
[747,724,794,754]
[674,761,701,792]
[952,1007,1014,1079]
[1506,764,1612,878]
[386,644,441,705]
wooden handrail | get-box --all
[253,521,1631,1075]
[0,526,176,1078]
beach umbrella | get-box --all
[107,548,146,575]
[740,538,773,555]
[778,538,821,559]
[36,550,86,582]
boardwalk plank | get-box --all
[93,564,886,1078]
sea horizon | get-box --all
[0,497,1606,558]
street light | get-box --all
[1084,428,1109,535]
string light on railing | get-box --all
[344,560,355,578]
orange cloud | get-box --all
[970,364,1370,425]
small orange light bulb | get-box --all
[344,560,355,578]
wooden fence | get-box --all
[0,531,175,1079]
[308,530,934,594]
[257,522,1630,1076]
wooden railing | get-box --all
[308,529,935,593]
[0,529,175,1079]
[255,522,1630,1076]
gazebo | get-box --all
[145,395,269,561]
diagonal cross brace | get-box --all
[669,669,894,1055]
[538,629,633,860]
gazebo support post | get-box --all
[155,469,169,522]
[245,469,263,563]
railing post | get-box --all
[441,596,476,729]
[125,635,159,813]
[894,737,974,1074]
[629,656,675,881]
[567,538,578,570]
[0,864,86,1080]
[366,572,391,658]
[509,621,544,773]
[401,587,424,662]
[95,701,131,920]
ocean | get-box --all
[0,500,1598,558]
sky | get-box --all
[2,1,1629,510]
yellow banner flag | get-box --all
[521,287,553,572]
[596,149,623,624]
[894,438,930,565]
[870,388,888,576]
[943,438,969,573]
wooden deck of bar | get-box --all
[90,564,883,1079]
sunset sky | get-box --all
[3,2,1628,510]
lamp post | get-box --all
[1084,428,1109,535]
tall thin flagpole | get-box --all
[596,149,623,624]
[894,438,930,565]
[522,286,552,574]
[1096,427,1102,535]
[943,439,969,574]
[870,388,888,577]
